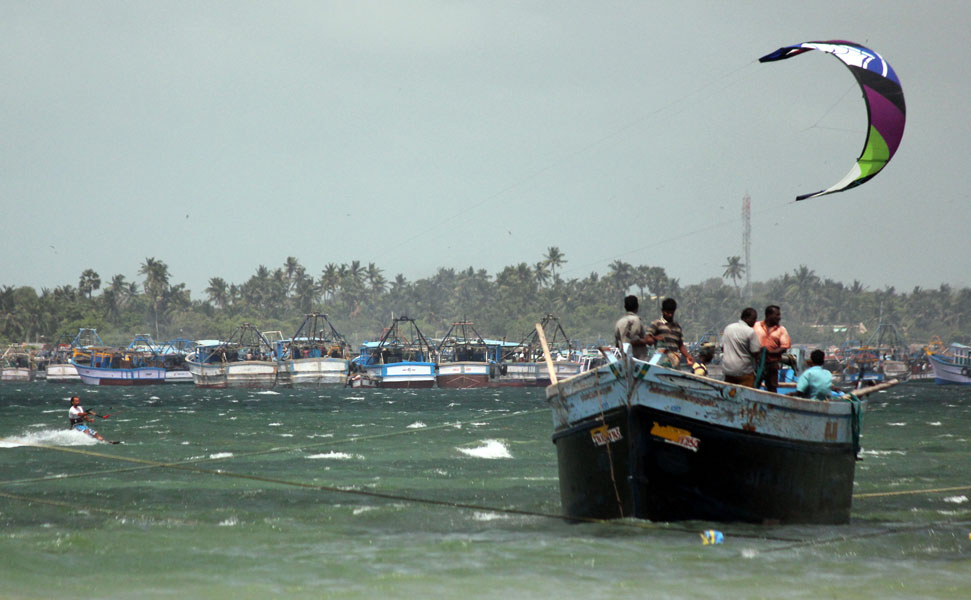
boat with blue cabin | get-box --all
[352,316,436,388]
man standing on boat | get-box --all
[68,395,107,442]
[614,295,650,359]
[755,305,791,393]
[645,298,695,369]
[721,307,762,387]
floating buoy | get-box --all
[701,530,724,545]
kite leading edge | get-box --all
[759,40,906,201]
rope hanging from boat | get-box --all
[752,348,767,388]
[594,366,625,518]
[845,392,863,457]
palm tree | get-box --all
[78,269,101,299]
[543,247,567,280]
[139,257,170,338]
[206,277,229,309]
[319,263,340,303]
[721,256,745,294]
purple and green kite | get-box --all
[759,40,906,201]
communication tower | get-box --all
[742,194,751,298]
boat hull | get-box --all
[437,362,490,389]
[928,354,971,385]
[187,360,278,388]
[365,362,436,388]
[286,357,349,386]
[46,363,80,383]
[547,359,860,524]
[1,367,34,383]
[74,363,166,386]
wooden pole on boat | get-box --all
[840,378,899,399]
[536,323,558,386]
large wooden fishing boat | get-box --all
[546,348,894,524]
[435,321,495,389]
[281,313,350,386]
[928,342,971,385]
[186,324,279,388]
[353,316,436,388]
[70,345,167,386]
[1,344,38,382]
[44,328,102,383]
[492,315,581,387]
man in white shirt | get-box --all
[721,308,762,387]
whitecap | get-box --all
[307,451,362,460]
[457,439,512,459]
[218,517,239,526]
[406,421,426,429]
[268,422,283,427]
[886,422,907,427]
[472,511,509,521]
[927,422,942,426]
[209,452,233,459]
[943,495,968,504]
[257,390,280,395]
[149,396,160,400]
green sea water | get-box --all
[1,381,969,599]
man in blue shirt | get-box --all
[796,349,836,400]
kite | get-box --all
[759,41,906,201]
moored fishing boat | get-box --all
[45,328,103,383]
[186,324,279,388]
[435,321,495,389]
[1,344,38,382]
[282,313,350,386]
[928,342,971,385]
[492,315,581,387]
[353,316,436,388]
[546,347,896,524]
[70,346,166,386]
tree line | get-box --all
[2,249,969,349]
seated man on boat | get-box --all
[645,298,695,369]
[795,350,836,400]
[614,295,650,359]
[68,395,107,442]
[721,307,762,387]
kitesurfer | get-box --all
[68,395,109,442]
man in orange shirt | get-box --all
[754,305,791,393]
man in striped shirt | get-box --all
[646,297,695,369]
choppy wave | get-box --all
[457,439,512,459]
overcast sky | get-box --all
[2,1,967,297]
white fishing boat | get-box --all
[186,324,279,388]
[281,314,350,386]
[928,343,971,385]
